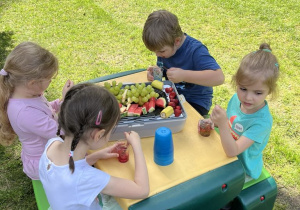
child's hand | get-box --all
[124,131,141,147]
[62,80,74,100]
[97,142,123,159]
[166,67,184,83]
[147,66,154,81]
[210,105,227,126]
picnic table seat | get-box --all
[214,127,277,210]
[32,180,50,210]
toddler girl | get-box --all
[210,43,279,181]
[0,42,73,179]
[39,83,149,209]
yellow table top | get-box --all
[92,71,237,209]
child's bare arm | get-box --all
[167,68,224,87]
[211,105,254,157]
[101,131,149,199]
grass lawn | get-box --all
[0,0,299,209]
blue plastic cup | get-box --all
[154,127,174,166]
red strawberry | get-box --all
[175,106,181,110]
[170,98,179,105]
[174,109,182,117]
[165,87,173,93]
[169,92,176,99]
[168,101,176,108]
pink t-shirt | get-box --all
[7,95,61,180]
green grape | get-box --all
[118,82,123,88]
[124,85,130,90]
[127,90,132,97]
[131,85,136,90]
[142,97,148,103]
[141,88,148,95]
[155,93,159,98]
[135,83,139,88]
[131,96,139,103]
[138,101,144,106]
[146,85,152,91]
[150,91,156,97]
[131,88,137,94]
[116,94,122,100]
[113,90,119,96]
[104,82,111,89]
[134,92,139,98]
[141,83,146,88]
[146,94,151,100]
[119,89,125,94]
[109,87,114,94]
[112,80,117,87]
[140,92,146,97]
[114,86,120,92]
[138,85,143,90]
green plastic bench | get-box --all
[232,168,277,210]
[32,180,50,210]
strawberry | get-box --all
[174,109,182,117]
[170,98,179,105]
[165,87,173,93]
[168,101,176,108]
[175,106,181,110]
[169,92,176,99]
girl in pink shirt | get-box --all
[0,42,73,180]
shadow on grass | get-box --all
[275,184,300,210]
[0,31,14,67]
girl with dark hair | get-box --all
[39,83,149,209]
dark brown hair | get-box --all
[0,42,58,146]
[57,83,120,173]
[232,43,280,98]
[142,10,184,51]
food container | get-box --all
[110,80,187,141]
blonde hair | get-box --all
[142,10,184,51]
[0,42,58,146]
[232,43,280,98]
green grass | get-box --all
[0,0,299,209]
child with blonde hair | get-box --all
[39,83,149,209]
[210,43,279,181]
[0,42,73,179]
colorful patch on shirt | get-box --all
[228,115,240,140]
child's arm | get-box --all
[166,67,224,87]
[101,131,149,199]
[86,142,122,165]
[49,80,74,112]
[211,105,254,157]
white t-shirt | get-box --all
[39,137,110,210]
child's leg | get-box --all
[101,194,122,210]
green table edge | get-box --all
[83,69,146,84]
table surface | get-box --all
[91,71,238,209]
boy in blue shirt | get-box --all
[142,10,224,116]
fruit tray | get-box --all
[109,80,187,140]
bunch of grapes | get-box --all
[104,80,159,106]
